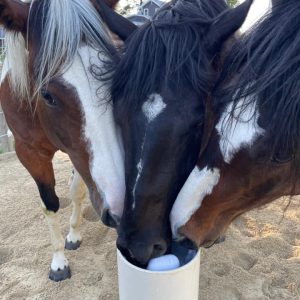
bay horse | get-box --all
[173,0,300,247]
[110,0,253,265]
[0,0,135,281]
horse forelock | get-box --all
[112,0,228,112]
[215,0,300,162]
[4,33,29,101]
[5,0,115,101]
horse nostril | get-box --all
[152,241,167,258]
[154,244,164,252]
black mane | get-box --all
[112,0,229,109]
[215,0,300,159]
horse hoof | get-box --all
[49,266,71,282]
[65,239,81,251]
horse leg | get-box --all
[65,168,87,250]
[15,140,71,282]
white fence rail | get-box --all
[0,105,14,153]
[0,33,14,153]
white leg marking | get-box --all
[142,93,167,122]
[170,167,220,239]
[66,169,87,244]
[51,251,69,272]
[43,209,68,271]
[216,99,264,163]
[63,46,125,218]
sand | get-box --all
[0,151,299,300]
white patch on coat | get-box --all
[142,93,166,122]
[170,167,220,239]
[216,99,264,164]
[63,46,125,218]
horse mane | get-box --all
[112,0,228,108]
[215,0,300,159]
[5,0,116,100]
[5,33,29,100]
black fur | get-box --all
[112,0,228,113]
[37,183,59,213]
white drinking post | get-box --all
[0,104,9,153]
[117,248,201,300]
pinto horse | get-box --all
[0,0,135,281]
[173,0,300,247]
[110,0,253,265]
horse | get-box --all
[172,0,300,247]
[108,0,253,265]
[0,0,135,281]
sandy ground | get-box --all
[0,151,299,300]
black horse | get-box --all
[107,0,253,265]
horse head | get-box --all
[173,0,300,248]
[0,0,135,227]
[110,0,253,265]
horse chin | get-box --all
[201,235,226,249]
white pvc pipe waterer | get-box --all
[117,246,201,300]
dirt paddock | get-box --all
[0,152,299,300]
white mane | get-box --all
[5,33,29,100]
[5,0,114,100]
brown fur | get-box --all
[180,144,300,247]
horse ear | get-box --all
[207,0,253,51]
[93,0,137,41]
[0,0,29,33]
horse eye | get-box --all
[42,91,57,107]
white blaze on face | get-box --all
[216,98,264,164]
[130,93,166,209]
[142,93,167,122]
[170,167,220,239]
[63,46,125,218]
[132,160,143,210]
